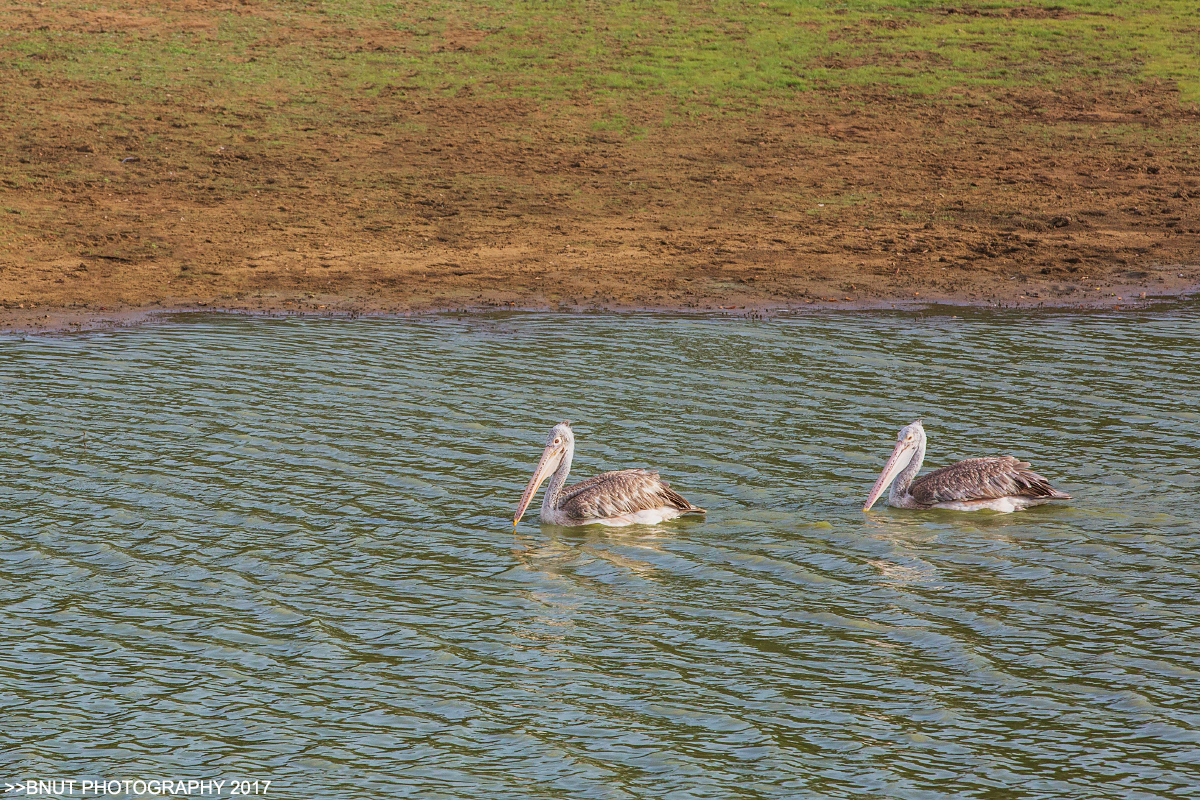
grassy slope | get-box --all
[4,1,1198,134]
[2,0,1190,178]
[0,1,1196,307]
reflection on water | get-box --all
[2,308,1198,798]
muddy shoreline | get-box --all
[4,282,1196,335]
[5,88,1197,328]
[4,8,1198,331]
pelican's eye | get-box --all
[553,438,561,444]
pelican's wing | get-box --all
[910,457,1070,505]
[559,469,704,522]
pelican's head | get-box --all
[513,421,574,527]
[863,419,926,511]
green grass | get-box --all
[2,0,1198,127]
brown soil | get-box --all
[2,16,1198,329]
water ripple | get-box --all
[2,309,1198,798]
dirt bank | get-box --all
[2,9,1198,327]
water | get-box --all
[1,308,1197,799]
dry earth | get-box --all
[2,6,1198,330]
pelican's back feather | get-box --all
[559,469,705,523]
[910,457,1070,506]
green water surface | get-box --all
[2,309,1197,799]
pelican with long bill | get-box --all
[513,421,706,528]
[863,419,1071,513]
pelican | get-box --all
[513,421,706,528]
[864,420,1071,513]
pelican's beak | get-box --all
[513,443,565,527]
[863,440,917,511]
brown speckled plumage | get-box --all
[557,469,705,523]
[909,457,1070,507]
